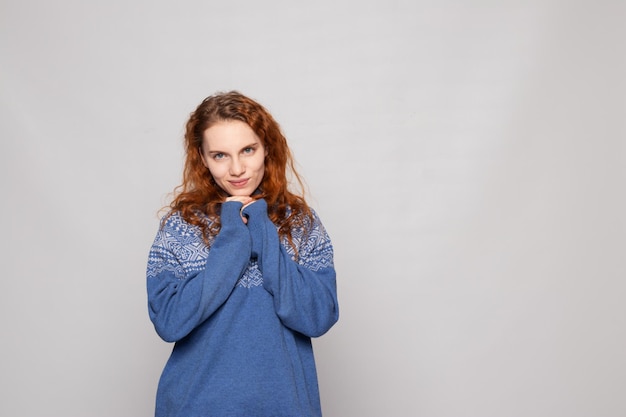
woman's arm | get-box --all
[147,202,251,342]
[243,200,339,337]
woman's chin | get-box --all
[226,189,253,197]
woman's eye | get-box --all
[243,147,254,154]
[213,153,225,160]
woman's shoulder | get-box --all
[158,210,211,242]
[294,205,324,226]
[287,206,329,241]
[149,211,212,278]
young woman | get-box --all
[146,91,339,417]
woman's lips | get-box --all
[229,178,249,188]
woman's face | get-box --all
[200,120,267,197]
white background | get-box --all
[1,1,625,416]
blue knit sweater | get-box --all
[147,199,339,417]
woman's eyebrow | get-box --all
[240,142,259,149]
[207,142,259,154]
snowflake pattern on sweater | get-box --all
[147,209,333,288]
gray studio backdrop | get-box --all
[1,1,625,416]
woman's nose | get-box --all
[229,157,245,176]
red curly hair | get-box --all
[167,91,312,247]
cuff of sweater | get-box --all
[241,198,267,219]
[242,199,268,259]
[220,201,245,228]
[243,199,268,230]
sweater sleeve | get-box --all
[146,202,252,342]
[243,200,339,337]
